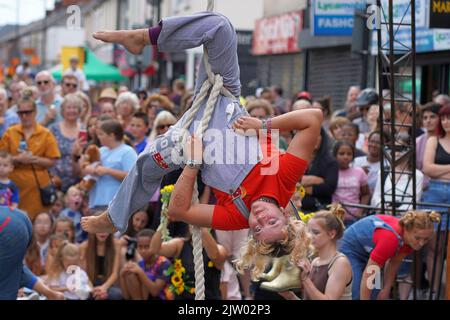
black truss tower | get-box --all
[377,0,418,298]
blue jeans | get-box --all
[0,208,36,300]
[93,280,123,300]
[420,180,450,230]
[397,254,413,278]
[339,239,380,300]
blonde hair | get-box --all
[329,116,351,133]
[292,99,312,110]
[310,204,346,240]
[64,186,81,206]
[399,211,441,231]
[61,93,83,115]
[47,242,80,281]
[145,93,174,112]
[75,91,92,124]
[235,219,312,280]
[147,110,177,142]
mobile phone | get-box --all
[18,140,28,152]
[78,130,88,141]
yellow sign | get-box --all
[61,47,85,71]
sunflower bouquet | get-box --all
[299,211,316,224]
[166,258,195,296]
[293,184,316,223]
[159,184,175,241]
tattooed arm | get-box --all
[167,135,215,227]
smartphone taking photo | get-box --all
[78,129,88,142]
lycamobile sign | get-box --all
[311,0,366,36]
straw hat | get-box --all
[99,88,117,101]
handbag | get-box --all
[19,131,57,206]
[31,164,57,206]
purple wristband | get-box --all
[148,24,162,45]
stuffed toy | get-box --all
[77,144,101,192]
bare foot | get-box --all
[93,29,150,55]
[81,212,117,234]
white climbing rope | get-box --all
[207,0,215,12]
[161,0,236,300]
[184,0,236,301]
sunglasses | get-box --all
[64,83,78,88]
[17,109,35,116]
[157,124,172,130]
[36,80,50,86]
[389,145,409,152]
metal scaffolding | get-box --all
[376,0,419,298]
[376,0,417,216]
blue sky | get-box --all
[0,0,55,27]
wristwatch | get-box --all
[261,119,267,130]
[186,159,201,169]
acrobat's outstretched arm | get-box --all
[233,108,323,162]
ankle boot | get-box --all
[260,255,301,292]
[259,256,284,281]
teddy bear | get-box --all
[76,144,101,192]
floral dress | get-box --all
[49,123,80,192]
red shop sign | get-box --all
[252,11,303,55]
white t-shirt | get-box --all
[353,156,381,194]
[220,261,242,300]
[371,169,424,212]
[47,267,91,300]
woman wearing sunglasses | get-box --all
[0,95,61,220]
[147,111,177,144]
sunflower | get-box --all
[299,212,315,224]
[174,259,183,269]
[175,285,184,295]
[298,185,306,199]
[189,287,196,294]
[171,274,183,287]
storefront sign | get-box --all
[429,0,450,28]
[252,11,302,55]
[311,0,366,36]
[385,0,428,28]
[370,0,450,54]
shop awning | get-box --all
[52,47,125,82]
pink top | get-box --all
[332,167,368,221]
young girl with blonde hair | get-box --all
[46,242,92,300]
[295,205,352,300]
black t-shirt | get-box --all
[174,240,221,300]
